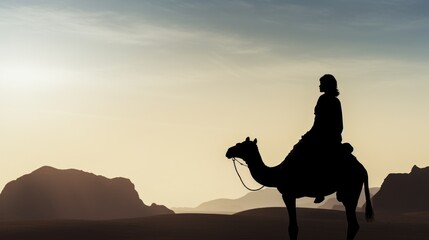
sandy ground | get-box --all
[0,208,427,240]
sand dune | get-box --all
[0,208,427,240]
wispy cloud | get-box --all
[0,6,197,46]
[0,5,271,56]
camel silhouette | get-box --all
[226,137,374,240]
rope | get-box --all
[232,158,264,191]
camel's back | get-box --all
[277,150,366,196]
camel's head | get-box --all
[226,137,258,163]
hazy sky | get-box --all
[1,0,429,208]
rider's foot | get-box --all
[314,196,325,203]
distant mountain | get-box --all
[174,188,340,214]
[174,188,285,213]
[372,165,429,213]
[174,185,380,214]
[0,166,173,220]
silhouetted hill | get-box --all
[0,166,173,220]
[173,188,370,213]
[372,165,429,213]
[319,187,380,211]
[173,188,317,213]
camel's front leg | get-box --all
[283,194,298,240]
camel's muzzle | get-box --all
[225,147,235,159]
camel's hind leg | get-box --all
[341,184,362,240]
[283,194,298,240]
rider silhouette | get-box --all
[287,74,343,203]
[305,74,343,145]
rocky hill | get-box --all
[372,165,429,213]
[0,166,173,220]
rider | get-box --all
[289,74,343,203]
[306,74,343,146]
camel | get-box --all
[225,137,374,240]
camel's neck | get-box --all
[245,150,280,188]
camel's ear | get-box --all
[254,138,258,144]
[246,137,250,142]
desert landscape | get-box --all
[0,166,427,240]
[0,208,428,240]
[2,1,429,239]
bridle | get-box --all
[232,157,264,191]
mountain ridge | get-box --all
[0,166,173,220]
[173,187,380,214]
[372,165,429,213]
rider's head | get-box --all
[319,74,339,97]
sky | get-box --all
[1,0,429,208]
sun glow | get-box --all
[0,64,63,89]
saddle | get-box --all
[282,142,357,186]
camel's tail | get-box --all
[363,170,374,221]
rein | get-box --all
[232,157,264,191]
